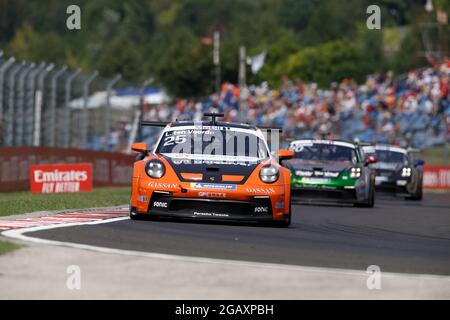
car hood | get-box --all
[285,159,352,173]
[161,153,263,184]
[372,162,403,171]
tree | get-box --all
[285,40,367,87]
[9,24,66,64]
[0,0,26,45]
[300,0,366,46]
[96,36,144,80]
[0,0,433,96]
[153,28,214,97]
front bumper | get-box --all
[375,176,412,195]
[132,180,288,221]
[132,193,279,222]
[290,175,364,204]
[291,185,358,204]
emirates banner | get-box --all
[0,147,134,192]
[423,165,450,190]
[30,163,92,193]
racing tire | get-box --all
[272,205,292,228]
[129,202,148,221]
[409,180,423,201]
[355,187,375,208]
[129,210,145,221]
[130,211,159,221]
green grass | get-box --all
[420,146,450,166]
[0,240,22,255]
[0,187,131,217]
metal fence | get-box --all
[1,50,448,156]
[0,51,154,153]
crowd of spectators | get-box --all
[137,59,450,151]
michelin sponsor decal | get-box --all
[190,183,237,190]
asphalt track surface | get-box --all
[28,193,450,276]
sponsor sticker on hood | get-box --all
[163,153,261,164]
[287,159,351,172]
[190,183,237,190]
[373,162,402,171]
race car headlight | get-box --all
[260,165,279,184]
[349,167,361,178]
[145,160,165,179]
[401,167,412,177]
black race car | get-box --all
[362,145,425,200]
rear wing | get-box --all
[257,126,283,133]
[140,121,170,127]
[357,142,375,147]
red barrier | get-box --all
[30,163,93,193]
[0,147,135,192]
[423,165,450,190]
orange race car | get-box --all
[129,114,294,227]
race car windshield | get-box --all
[156,128,270,160]
[290,143,358,164]
[375,150,408,165]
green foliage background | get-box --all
[0,0,443,96]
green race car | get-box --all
[283,139,377,207]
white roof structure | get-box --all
[289,139,356,149]
[68,90,170,110]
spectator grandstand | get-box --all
[139,60,449,150]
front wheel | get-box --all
[355,187,375,208]
[129,210,145,220]
[409,180,423,201]
[129,201,146,220]
[272,205,291,228]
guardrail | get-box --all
[0,147,134,192]
[423,165,450,190]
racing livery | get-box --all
[362,145,424,200]
[284,139,377,207]
[129,114,294,227]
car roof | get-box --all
[157,121,272,147]
[289,139,356,149]
[170,121,257,130]
[368,144,408,154]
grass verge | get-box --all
[420,146,450,166]
[0,240,22,255]
[0,187,131,217]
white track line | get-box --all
[2,215,450,281]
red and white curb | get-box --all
[0,209,129,230]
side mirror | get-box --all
[365,155,377,166]
[131,142,148,154]
[277,149,294,162]
[414,159,425,167]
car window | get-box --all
[375,150,408,165]
[156,128,270,160]
[290,143,358,164]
